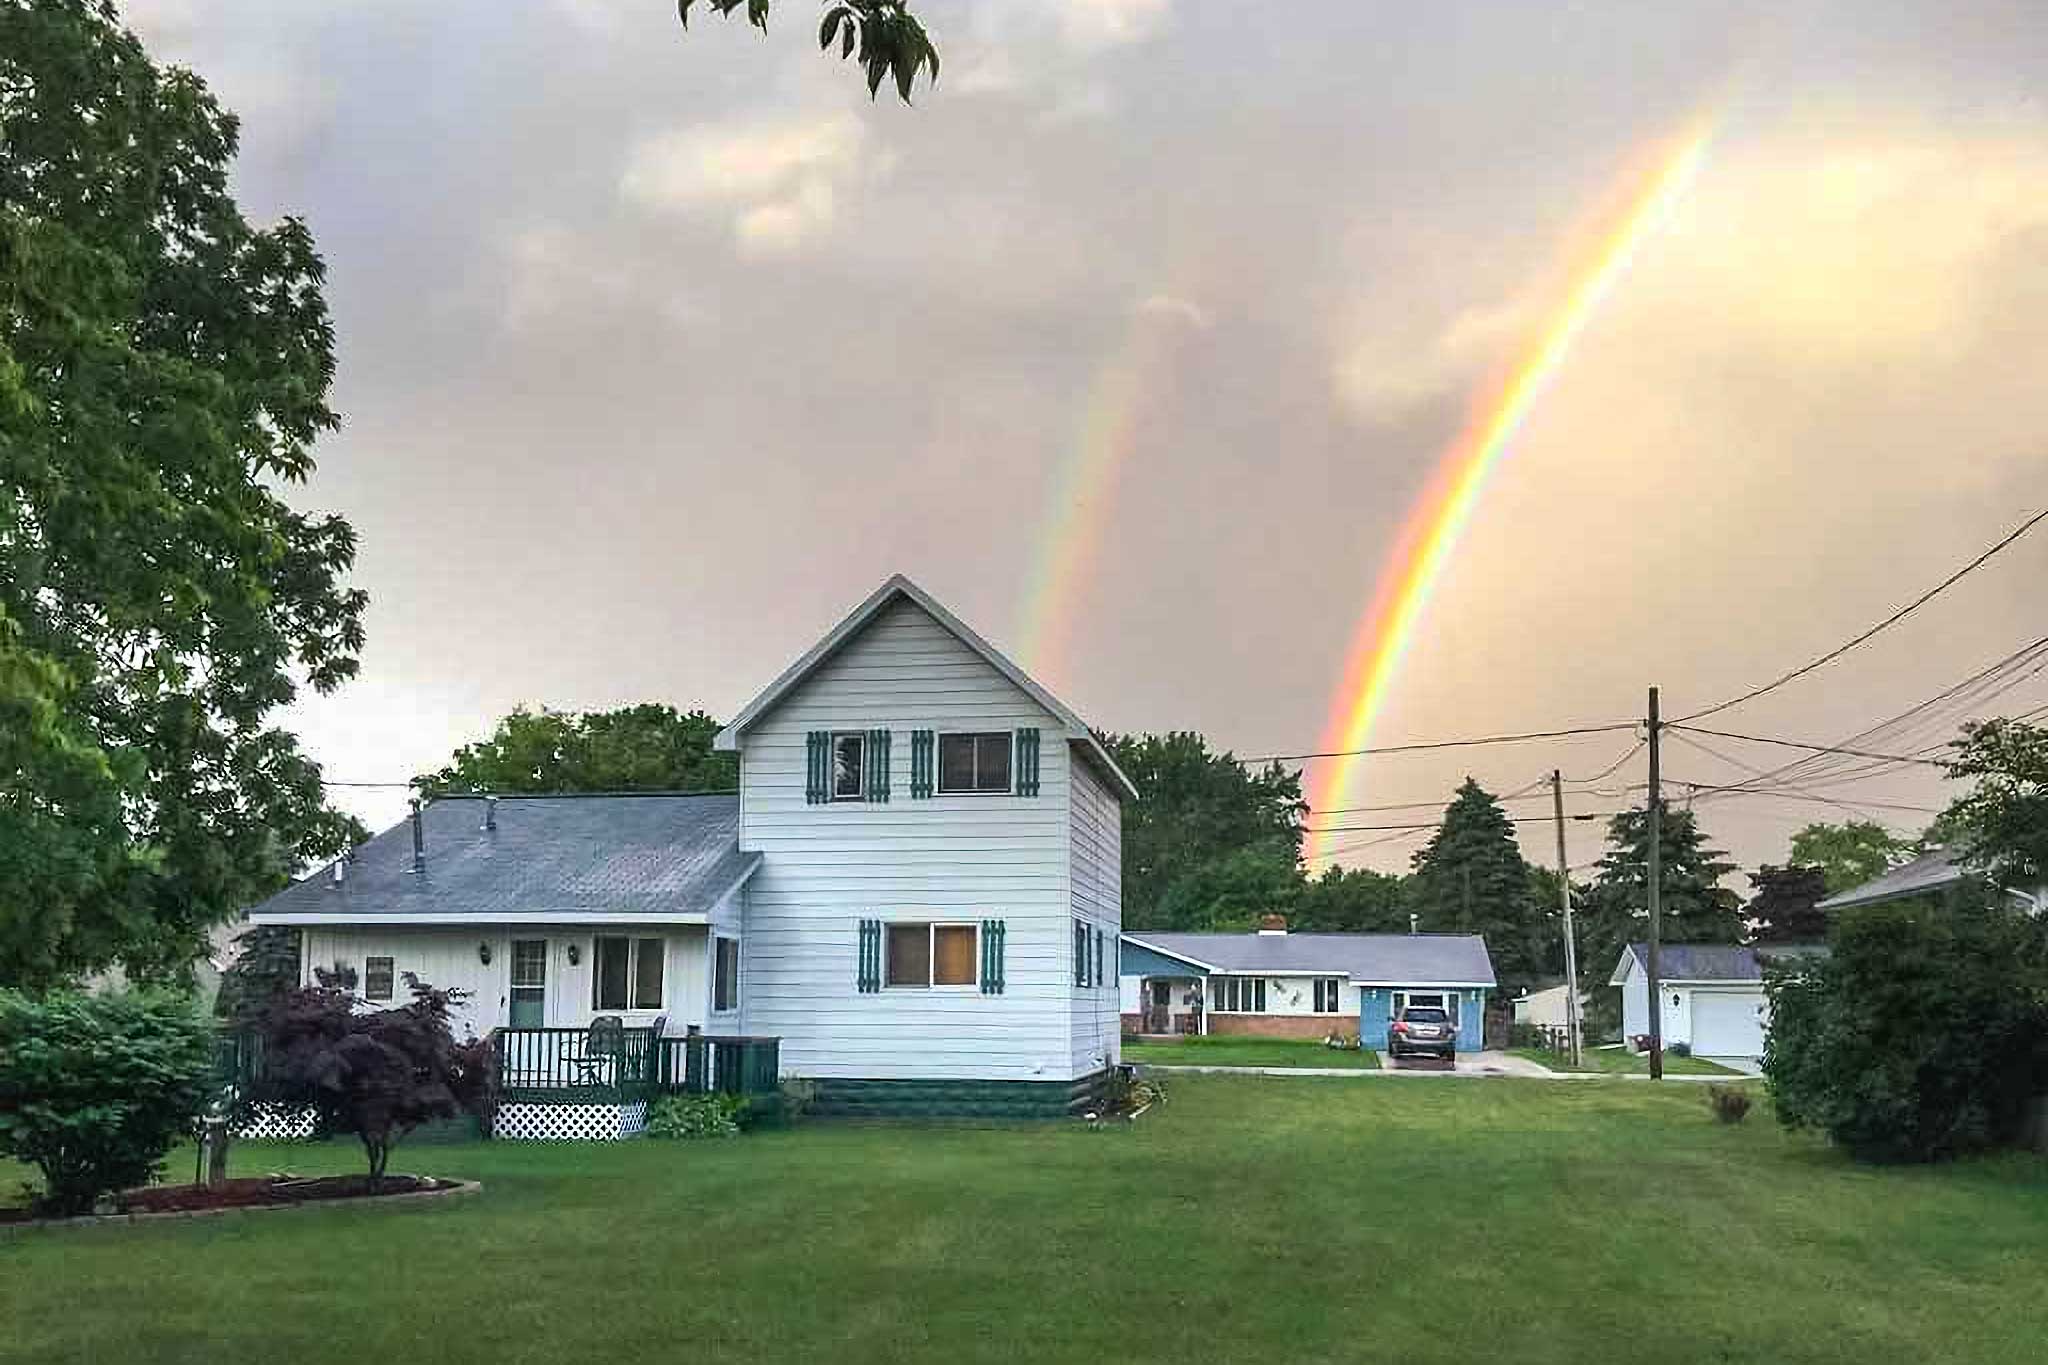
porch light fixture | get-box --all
[478,942,492,966]
[567,944,581,966]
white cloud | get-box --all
[1136,293,1212,329]
[1333,296,1533,424]
[619,113,876,256]
[1058,0,1171,51]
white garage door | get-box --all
[1691,991,1766,1059]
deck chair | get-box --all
[573,1015,625,1086]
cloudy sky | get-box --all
[125,0,2047,877]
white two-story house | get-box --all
[247,575,1132,1130]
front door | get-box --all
[1146,979,1173,1033]
[509,939,547,1027]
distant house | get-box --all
[1511,980,1579,1029]
[248,574,1133,1132]
[1609,943,1825,1068]
[1817,847,2047,915]
[1119,917,1496,1049]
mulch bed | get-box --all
[2,1174,461,1224]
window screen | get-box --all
[885,923,930,987]
[832,733,866,799]
[937,732,1012,793]
[364,956,395,1002]
[714,936,740,1012]
[932,925,977,986]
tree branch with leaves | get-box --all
[678,0,938,102]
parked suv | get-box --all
[1388,1005,1457,1062]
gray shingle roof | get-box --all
[249,795,757,922]
[1815,847,1964,910]
[1123,932,1496,986]
[1610,942,1829,984]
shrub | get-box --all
[1706,1085,1752,1124]
[252,975,489,1185]
[0,990,216,1215]
[645,1092,747,1139]
[1766,889,2048,1162]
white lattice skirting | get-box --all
[491,1101,648,1141]
[234,1104,318,1140]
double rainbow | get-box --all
[1306,121,1716,863]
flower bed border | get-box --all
[0,1176,481,1235]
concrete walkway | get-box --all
[1136,1050,1763,1082]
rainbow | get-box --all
[1307,120,1716,862]
[1016,293,1203,681]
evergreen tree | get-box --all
[1406,779,1545,993]
[1744,864,1830,945]
[1574,806,1742,1031]
[213,925,303,1022]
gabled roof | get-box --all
[1607,942,1829,986]
[1122,932,1496,987]
[715,574,1137,800]
[248,795,759,925]
[1815,847,1964,911]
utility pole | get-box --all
[1550,769,1583,1068]
[1645,686,1664,1081]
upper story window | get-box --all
[832,732,867,800]
[938,732,1012,794]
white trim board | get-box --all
[249,912,716,926]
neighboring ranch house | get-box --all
[1817,846,2048,915]
[1119,920,1496,1048]
[248,574,1134,1129]
[1610,943,1825,1068]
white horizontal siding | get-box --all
[1069,751,1124,1073]
[737,597,1088,1081]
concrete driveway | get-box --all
[1378,1049,1556,1077]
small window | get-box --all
[886,922,979,988]
[593,936,664,1011]
[713,936,740,1013]
[832,733,867,800]
[1314,978,1344,1013]
[364,956,395,1002]
[937,732,1012,794]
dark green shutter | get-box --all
[1094,927,1104,988]
[909,729,934,798]
[867,729,890,802]
[806,731,829,804]
[857,918,881,993]
[1016,727,1041,797]
[1073,920,1084,986]
[980,918,1006,995]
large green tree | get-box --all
[678,1,938,102]
[1406,779,1547,993]
[1,0,364,988]
[1744,864,1830,945]
[1574,807,1742,1031]
[1788,820,1909,896]
[416,704,738,796]
[1940,718,2048,893]
[1103,732,1305,932]
[1295,864,1408,934]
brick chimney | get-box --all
[1257,914,1288,936]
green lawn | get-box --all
[1511,1044,1742,1076]
[1121,1034,1379,1069]
[5,1078,2046,1364]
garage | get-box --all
[1691,989,1766,1060]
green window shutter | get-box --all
[1073,920,1085,987]
[980,918,1007,995]
[1016,727,1041,797]
[1094,927,1104,989]
[909,729,934,798]
[867,729,891,803]
[857,918,880,993]
[806,731,829,805]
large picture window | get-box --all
[1214,977,1267,1012]
[714,936,741,1013]
[832,732,867,800]
[593,936,664,1011]
[885,922,979,988]
[937,732,1012,794]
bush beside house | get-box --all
[0,991,215,1215]
[1765,888,2048,1162]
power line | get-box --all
[1664,727,1885,823]
[1247,721,1636,765]
[1666,778,1939,814]
[1666,724,1948,767]
[1674,507,2048,723]
[1305,811,1621,835]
